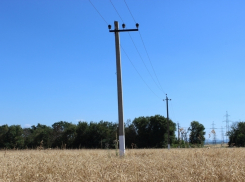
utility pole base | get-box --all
[168,144,170,150]
[119,135,125,156]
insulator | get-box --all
[136,23,139,28]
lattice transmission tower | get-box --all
[211,121,217,145]
[223,111,231,143]
[221,126,224,144]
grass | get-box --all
[1,148,245,181]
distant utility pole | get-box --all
[163,94,171,149]
[109,21,139,156]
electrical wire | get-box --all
[88,0,109,25]
[88,0,161,99]
[169,100,176,122]
[127,32,164,94]
[109,0,165,96]
[123,0,166,94]
[121,45,161,99]
[123,0,136,23]
[108,0,163,98]
[138,31,166,94]
[109,0,124,23]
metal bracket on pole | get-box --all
[108,23,139,33]
[109,29,138,32]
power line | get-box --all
[127,32,165,94]
[138,31,166,94]
[88,0,109,25]
[109,0,124,23]
[169,100,176,122]
[123,0,166,94]
[109,0,165,95]
[88,1,161,99]
[123,0,137,23]
[121,45,161,99]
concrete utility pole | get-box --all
[109,21,139,156]
[163,94,171,149]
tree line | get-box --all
[0,115,207,149]
[228,121,245,147]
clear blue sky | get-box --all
[1,0,244,141]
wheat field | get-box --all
[0,148,245,181]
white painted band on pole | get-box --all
[168,144,170,150]
[119,135,125,156]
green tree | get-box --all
[86,122,99,148]
[188,121,205,145]
[22,127,33,148]
[132,116,149,147]
[52,121,74,148]
[228,121,245,147]
[74,121,89,148]
[61,123,77,148]
[125,119,137,148]
[85,121,117,148]
[73,120,117,149]
[133,115,176,148]
[96,121,117,149]
[30,124,53,148]
[0,125,9,148]
[0,125,24,149]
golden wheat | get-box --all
[0,148,244,181]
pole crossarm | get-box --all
[109,29,138,32]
